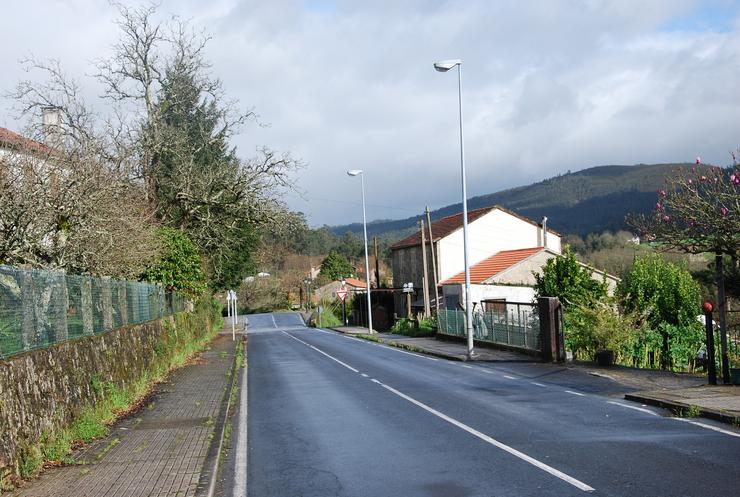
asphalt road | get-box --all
[245,312,740,497]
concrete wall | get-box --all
[391,243,438,316]
[0,311,211,482]
[437,209,561,282]
[490,251,556,286]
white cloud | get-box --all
[1,0,739,226]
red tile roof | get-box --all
[390,207,496,250]
[440,247,544,285]
[343,277,367,289]
[0,127,53,155]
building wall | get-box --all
[391,243,438,316]
[490,251,557,286]
[442,283,536,309]
[437,209,561,282]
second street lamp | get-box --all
[347,169,373,333]
[434,58,475,359]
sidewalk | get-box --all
[10,330,240,497]
[331,328,740,424]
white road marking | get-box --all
[377,381,595,493]
[606,401,659,417]
[565,390,586,397]
[673,418,740,438]
[503,375,517,380]
[271,314,277,328]
[461,364,474,369]
[233,350,249,497]
[361,373,369,378]
[312,328,334,335]
[293,333,595,493]
[531,382,547,387]
[281,331,360,373]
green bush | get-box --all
[391,316,437,337]
[144,228,207,299]
[619,254,703,369]
[564,299,638,361]
[534,248,608,306]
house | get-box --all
[439,246,620,311]
[314,277,367,302]
[389,206,562,316]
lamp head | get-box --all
[433,59,462,72]
[347,169,363,176]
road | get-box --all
[244,312,740,497]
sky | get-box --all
[2,0,740,226]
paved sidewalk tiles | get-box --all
[10,332,238,497]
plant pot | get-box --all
[730,368,740,385]
[595,350,615,367]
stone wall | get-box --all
[0,310,211,481]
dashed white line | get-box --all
[606,401,659,416]
[503,375,517,380]
[531,382,547,387]
[673,418,740,438]
[565,390,585,397]
[360,373,369,378]
[461,364,474,369]
[371,378,381,384]
[281,331,359,373]
[376,380,595,492]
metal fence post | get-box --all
[118,281,128,326]
[101,276,113,331]
[20,271,36,351]
[81,275,94,336]
[53,270,69,342]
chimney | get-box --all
[542,216,548,249]
[41,107,62,146]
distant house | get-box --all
[314,277,367,302]
[389,206,562,316]
[439,247,620,311]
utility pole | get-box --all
[716,254,730,383]
[373,237,380,288]
[425,206,440,315]
[420,219,431,318]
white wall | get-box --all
[442,283,536,310]
[437,209,561,282]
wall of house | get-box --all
[491,251,556,286]
[442,283,536,309]
[437,210,561,282]
[391,242,439,316]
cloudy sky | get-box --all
[2,1,740,226]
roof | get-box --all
[389,205,561,251]
[440,247,545,285]
[390,207,496,250]
[343,277,367,289]
[0,127,53,156]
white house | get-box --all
[440,247,620,311]
[390,206,562,316]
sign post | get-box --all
[226,290,232,339]
[336,284,348,325]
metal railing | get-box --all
[438,302,540,352]
[0,265,184,359]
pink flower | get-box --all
[662,215,671,223]
[692,166,697,173]
[721,207,729,216]
[688,179,693,185]
[660,190,666,197]
[656,202,663,210]
[700,175,707,182]
[696,157,702,164]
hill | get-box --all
[330,163,693,239]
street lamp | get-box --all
[434,58,474,359]
[347,169,373,333]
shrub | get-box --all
[564,299,637,361]
[534,248,608,306]
[144,228,207,299]
[391,316,437,337]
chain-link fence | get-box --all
[0,265,184,359]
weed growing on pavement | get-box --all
[676,405,702,418]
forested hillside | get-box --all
[331,163,696,239]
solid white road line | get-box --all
[377,381,595,493]
[565,390,586,397]
[232,351,248,497]
[673,418,740,438]
[461,364,474,369]
[531,382,547,387]
[282,331,360,373]
[293,335,595,493]
[606,401,659,417]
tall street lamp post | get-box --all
[347,169,373,333]
[434,59,474,359]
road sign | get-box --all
[336,287,348,302]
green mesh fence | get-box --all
[438,302,540,352]
[0,265,184,359]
